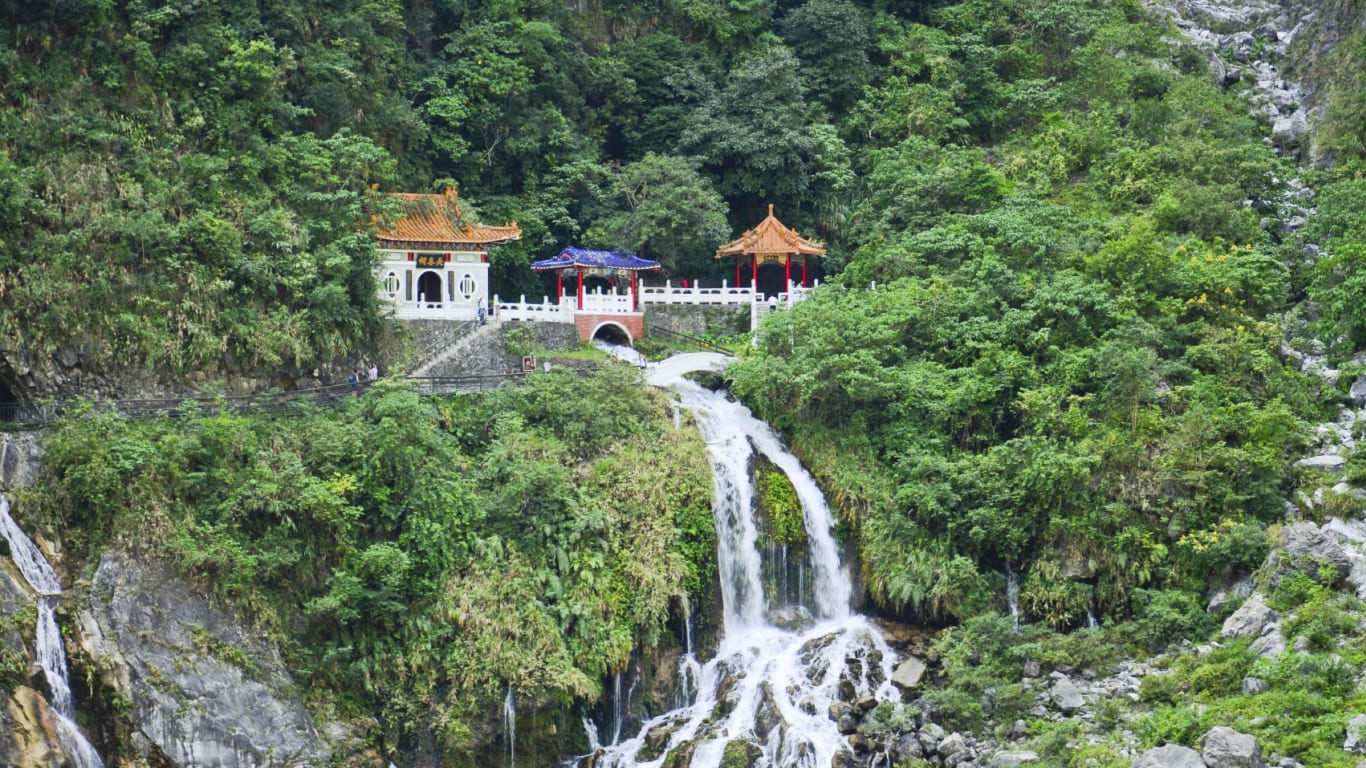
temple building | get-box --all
[374,188,521,321]
[715,204,825,297]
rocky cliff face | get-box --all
[1152,0,1365,164]
[76,551,341,768]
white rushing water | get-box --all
[1006,562,1021,631]
[583,372,897,768]
[0,495,106,768]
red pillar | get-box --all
[785,254,791,290]
[630,271,638,311]
[556,272,563,302]
[751,255,757,289]
[802,259,809,288]
[577,268,585,310]
[735,258,740,287]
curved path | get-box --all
[645,352,731,386]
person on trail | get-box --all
[768,294,778,311]
[367,364,378,382]
[477,297,487,325]
[348,370,359,394]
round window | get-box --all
[458,274,477,300]
[383,272,400,297]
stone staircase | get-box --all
[411,320,501,378]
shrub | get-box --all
[1127,589,1209,652]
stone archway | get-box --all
[591,321,633,346]
[416,271,443,305]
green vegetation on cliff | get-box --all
[725,0,1325,627]
[33,366,715,762]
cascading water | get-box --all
[0,495,105,768]
[1005,562,1021,631]
[505,684,517,768]
[583,376,898,768]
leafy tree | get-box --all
[594,154,731,279]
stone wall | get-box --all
[424,321,580,378]
[0,433,42,491]
[645,305,751,338]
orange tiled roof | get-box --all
[376,188,522,247]
[715,204,826,259]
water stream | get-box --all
[581,374,898,768]
[0,495,106,768]
[1005,562,1021,631]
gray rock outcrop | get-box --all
[1132,744,1207,768]
[0,433,43,491]
[1201,726,1265,767]
[1220,596,1276,639]
[1276,522,1353,585]
[78,551,330,768]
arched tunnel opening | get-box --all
[592,323,633,347]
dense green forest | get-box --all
[29,367,715,761]
[7,0,1366,764]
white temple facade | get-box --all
[375,188,521,322]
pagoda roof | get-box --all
[715,205,826,259]
[376,188,521,247]
[531,246,662,272]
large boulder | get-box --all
[1220,596,1277,639]
[1132,744,1207,768]
[78,551,331,768]
[891,656,928,693]
[1294,454,1346,472]
[1050,677,1084,714]
[1346,714,1366,755]
[1201,726,1265,767]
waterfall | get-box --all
[0,495,105,768]
[504,684,516,768]
[1006,562,1021,631]
[584,377,898,768]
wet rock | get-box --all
[78,551,330,768]
[638,716,686,763]
[838,678,857,702]
[1221,595,1277,638]
[1,686,69,768]
[856,695,878,713]
[1202,726,1265,767]
[832,747,860,768]
[891,656,927,694]
[1022,660,1041,678]
[1346,714,1366,754]
[1050,677,1084,714]
[838,713,860,735]
[1132,744,1206,768]
[754,683,787,744]
[720,740,762,768]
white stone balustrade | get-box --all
[638,279,819,306]
[494,295,574,323]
